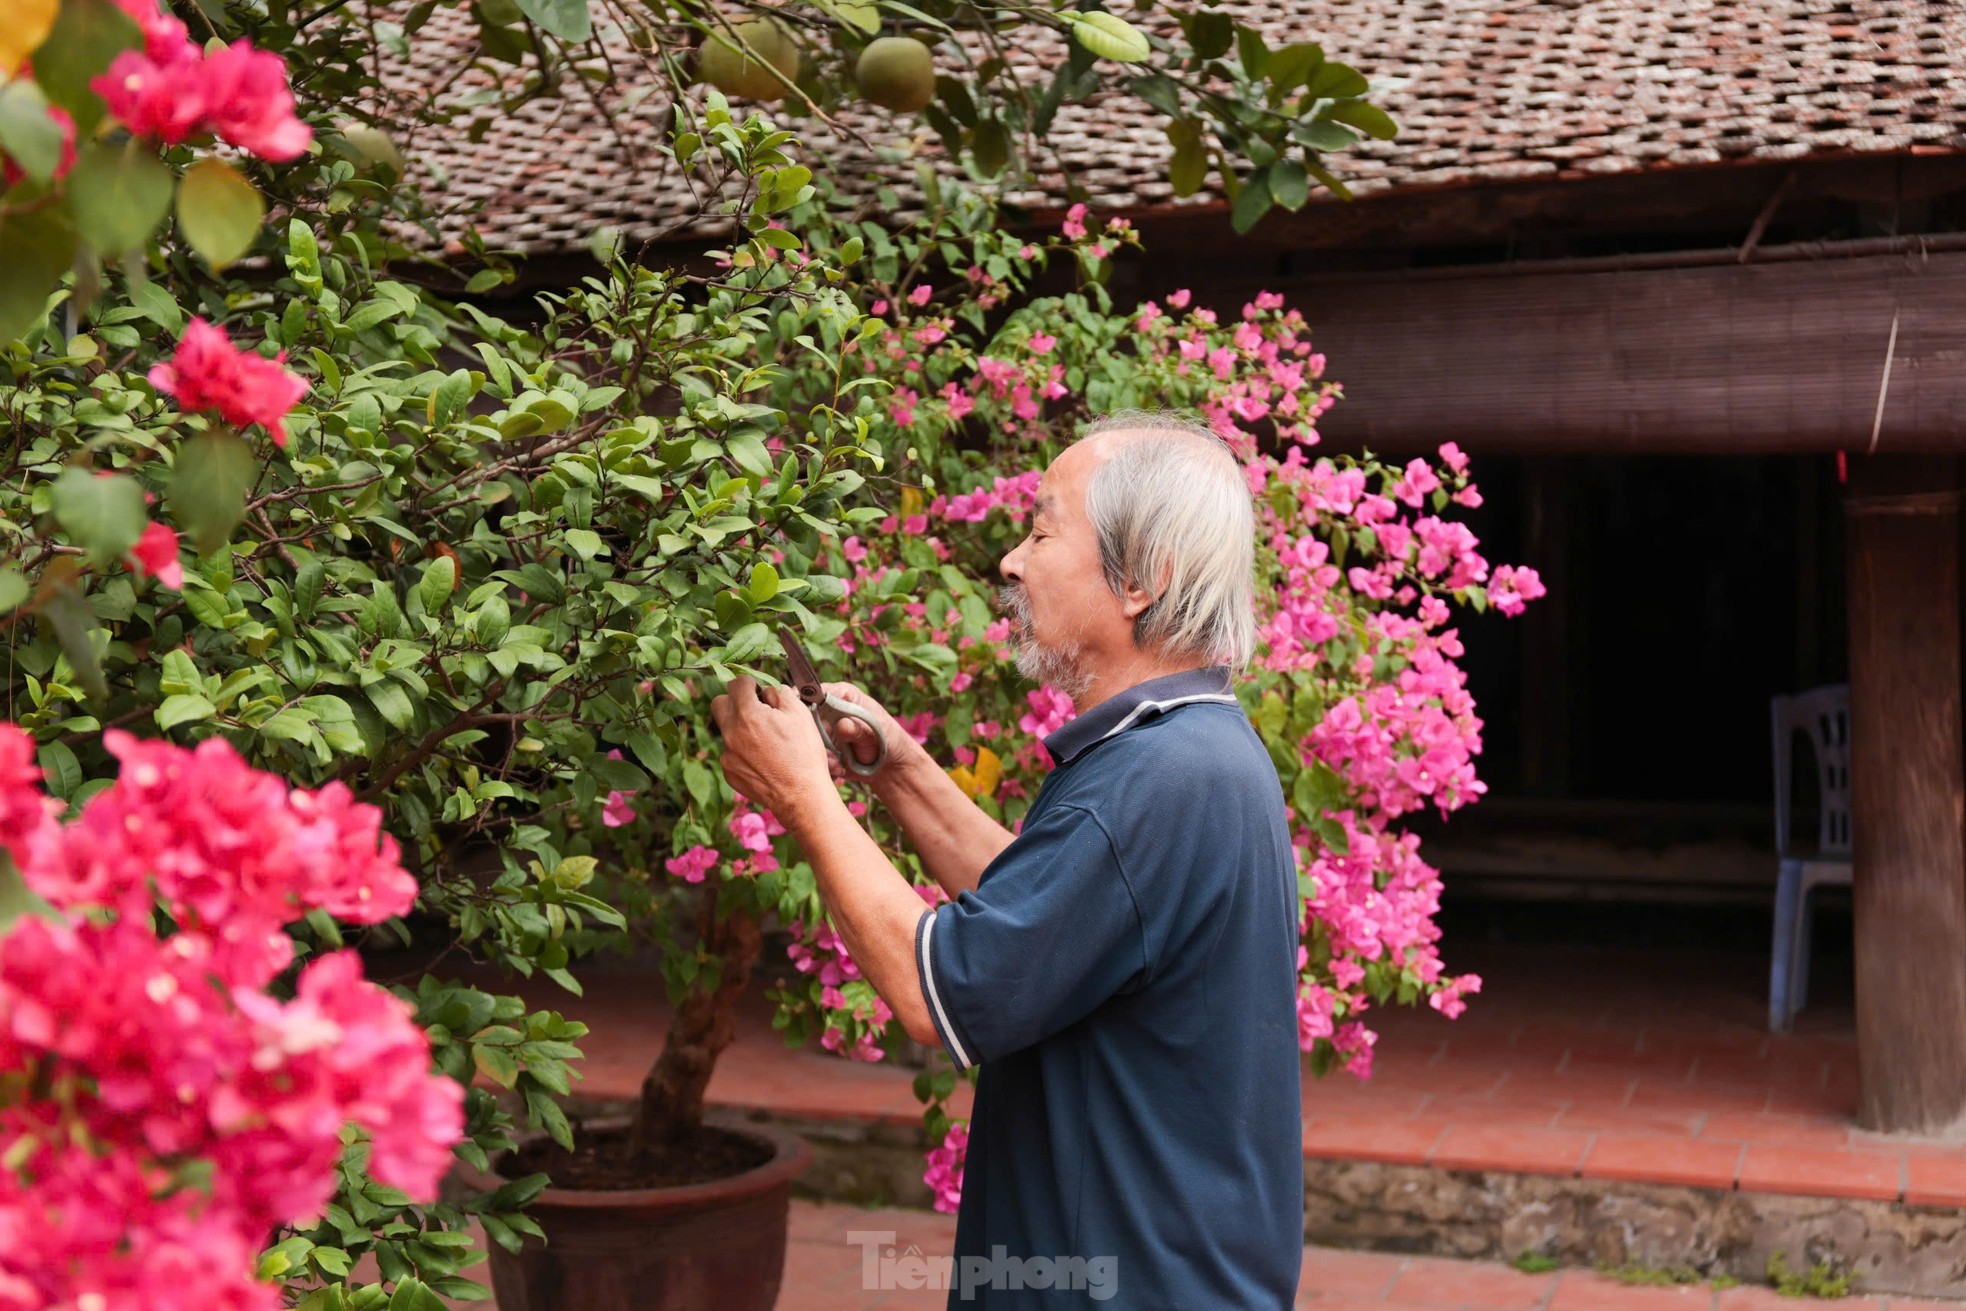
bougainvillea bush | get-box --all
[0,724,465,1310]
[712,184,1546,1210]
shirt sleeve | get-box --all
[915,802,1148,1071]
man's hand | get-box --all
[819,681,924,785]
[710,676,837,831]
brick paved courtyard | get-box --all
[782,1201,1963,1310]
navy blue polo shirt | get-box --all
[914,666,1304,1308]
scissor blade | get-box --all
[777,628,825,700]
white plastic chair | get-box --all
[1768,684,1852,1032]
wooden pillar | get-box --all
[1844,455,1966,1135]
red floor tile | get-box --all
[1583,1133,1744,1191]
[1303,1116,1450,1165]
[1429,1125,1593,1176]
[1737,1145,1904,1201]
[1421,1092,1568,1128]
[1555,1104,1706,1136]
[1698,1111,1852,1150]
[1386,1256,1554,1309]
[1298,1246,1403,1299]
[1716,1285,1889,1310]
[1545,1272,1714,1309]
[1903,1155,1966,1208]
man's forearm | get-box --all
[873,748,1015,898]
[784,791,940,1045]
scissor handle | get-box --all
[818,694,888,778]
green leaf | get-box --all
[1270,159,1310,211]
[813,0,878,33]
[1326,99,1398,140]
[0,207,77,345]
[525,1087,574,1151]
[0,570,27,615]
[175,158,264,270]
[36,741,82,800]
[418,556,456,612]
[969,119,1011,179]
[514,0,590,42]
[1236,23,1268,77]
[39,579,106,703]
[1068,11,1149,62]
[168,432,258,556]
[126,277,183,333]
[1169,139,1207,198]
[385,1277,449,1311]
[475,595,510,646]
[30,0,141,136]
[1188,10,1233,59]
[0,81,68,185]
[67,141,174,257]
[155,693,216,731]
[257,705,318,744]
[747,562,779,604]
[1230,167,1274,234]
[365,680,417,732]
[428,367,472,426]
[1292,119,1360,153]
[1266,42,1324,97]
[51,469,145,566]
[1303,60,1370,101]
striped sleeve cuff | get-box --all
[915,907,974,1071]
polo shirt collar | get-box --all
[1043,666,1239,765]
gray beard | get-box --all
[999,585,1093,701]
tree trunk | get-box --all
[632,892,762,1154]
[1844,454,1966,1135]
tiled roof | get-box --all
[375,0,1966,255]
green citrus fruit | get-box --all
[339,124,405,176]
[854,36,935,114]
[699,18,799,101]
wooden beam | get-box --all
[1844,455,1966,1135]
[1243,250,1966,455]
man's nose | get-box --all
[999,540,1025,582]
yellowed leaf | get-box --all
[972,746,1001,799]
[947,765,978,799]
[899,485,924,521]
[0,0,59,77]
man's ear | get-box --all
[1118,577,1157,621]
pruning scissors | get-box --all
[778,628,888,778]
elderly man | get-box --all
[713,413,1303,1308]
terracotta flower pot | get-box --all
[459,1118,813,1311]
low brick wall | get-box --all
[567,1098,1966,1298]
[1307,1158,1966,1299]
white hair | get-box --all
[1079,411,1257,673]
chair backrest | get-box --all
[1770,684,1851,859]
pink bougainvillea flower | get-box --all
[601,790,638,828]
[196,39,313,161]
[92,0,312,162]
[907,283,932,306]
[664,844,719,883]
[1061,203,1088,239]
[127,521,183,589]
[148,318,308,446]
[0,726,459,1309]
[924,1121,967,1214]
[93,35,206,146]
